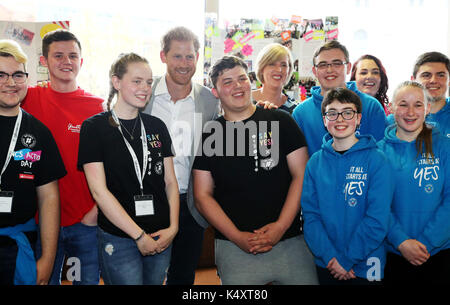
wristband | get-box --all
[134,230,145,242]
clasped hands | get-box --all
[327,257,356,281]
[135,227,177,256]
[234,222,285,255]
[398,239,430,266]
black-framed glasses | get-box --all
[324,109,357,121]
[0,72,29,84]
[315,61,348,70]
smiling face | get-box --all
[414,62,449,103]
[261,55,290,89]
[313,48,351,94]
[0,56,28,116]
[354,59,381,97]
[323,100,361,142]
[42,40,82,86]
[391,85,430,141]
[161,39,198,86]
[211,65,253,117]
[113,62,153,110]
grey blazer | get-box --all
[142,76,219,228]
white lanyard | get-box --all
[111,110,148,195]
[0,109,23,191]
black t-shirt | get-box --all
[193,107,307,240]
[0,110,66,244]
[78,111,174,238]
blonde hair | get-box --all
[255,43,293,86]
[106,53,149,126]
[391,80,434,162]
[0,39,28,69]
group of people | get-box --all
[0,24,448,286]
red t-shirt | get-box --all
[21,85,104,226]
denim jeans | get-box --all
[98,228,172,285]
[36,222,100,285]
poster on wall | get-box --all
[0,20,70,85]
[205,15,338,100]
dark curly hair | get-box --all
[350,54,389,108]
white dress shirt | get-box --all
[150,75,196,193]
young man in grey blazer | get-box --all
[143,26,219,285]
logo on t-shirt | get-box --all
[68,123,81,133]
[154,161,163,175]
[14,149,42,168]
[344,166,368,207]
[21,134,36,148]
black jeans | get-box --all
[316,266,382,285]
[166,193,205,285]
[384,248,450,285]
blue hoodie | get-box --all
[378,125,450,256]
[302,134,394,279]
[292,81,388,156]
[387,97,450,138]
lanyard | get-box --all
[111,110,148,195]
[0,109,23,191]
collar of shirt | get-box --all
[154,74,196,102]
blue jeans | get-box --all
[166,193,204,285]
[98,228,172,285]
[36,222,100,285]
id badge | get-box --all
[0,191,14,213]
[134,194,154,216]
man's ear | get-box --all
[211,87,219,99]
[345,62,352,75]
[312,66,318,78]
[160,51,167,64]
[40,55,48,67]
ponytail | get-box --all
[107,84,119,127]
[416,121,434,163]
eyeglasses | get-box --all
[315,61,348,70]
[0,72,29,84]
[324,109,357,121]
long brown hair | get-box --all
[350,54,389,108]
[392,81,434,162]
[106,53,149,126]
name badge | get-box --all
[0,191,14,213]
[134,194,154,216]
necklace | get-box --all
[119,114,139,141]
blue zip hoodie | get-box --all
[292,81,388,156]
[302,134,393,279]
[377,125,450,256]
[387,97,450,138]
